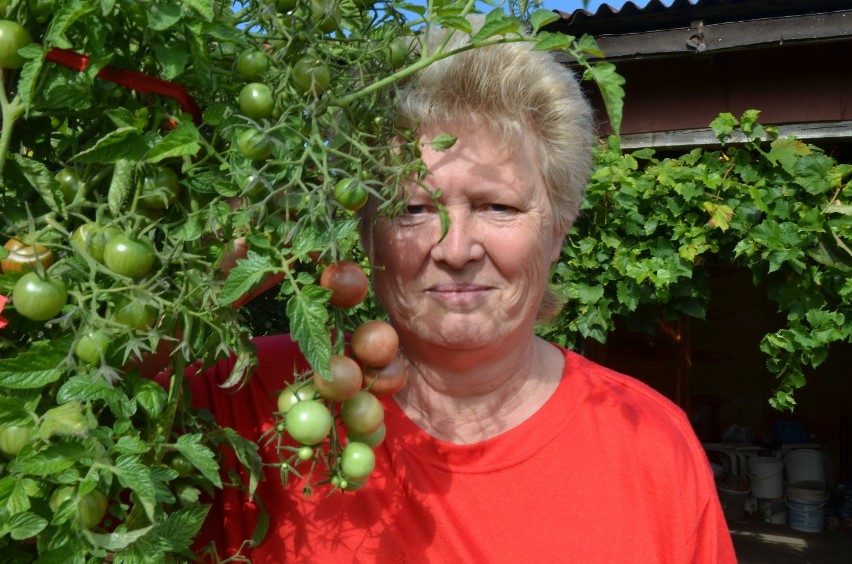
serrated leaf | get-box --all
[218,251,276,306]
[221,427,263,498]
[72,127,150,164]
[436,15,472,34]
[530,9,560,33]
[154,506,211,551]
[0,337,71,389]
[532,31,573,52]
[108,158,135,215]
[146,122,201,163]
[10,442,84,476]
[133,379,168,418]
[428,133,456,151]
[7,511,47,540]
[471,9,522,43]
[148,2,182,30]
[795,153,833,195]
[185,0,214,20]
[583,61,625,137]
[112,455,157,520]
[114,436,150,455]
[152,42,190,81]
[84,526,153,551]
[11,154,66,216]
[44,0,95,44]
[16,44,46,112]
[0,398,34,427]
[174,434,222,488]
[287,286,332,380]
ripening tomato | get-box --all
[55,167,82,203]
[49,485,76,513]
[77,490,108,529]
[352,320,399,367]
[362,356,408,395]
[103,234,156,278]
[340,441,375,479]
[347,422,386,448]
[0,425,33,457]
[313,355,362,401]
[341,391,384,435]
[1,238,55,273]
[319,260,368,308]
[12,272,68,321]
[285,400,333,445]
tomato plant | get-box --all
[0,1,611,559]
[12,272,67,321]
[320,260,369,308]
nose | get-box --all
[429,208,485,268]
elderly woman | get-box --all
[189,23,736,564]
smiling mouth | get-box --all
[426,284,492,306]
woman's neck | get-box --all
[392,336,564,444]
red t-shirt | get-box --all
[189,334,736,563]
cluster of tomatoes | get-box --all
[272,259,407,489]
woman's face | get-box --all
[365,126,565,355]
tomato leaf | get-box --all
[218,251,275,307]
[0,337,71,389]
[582,61,625,137]
[148,3,182,31]
[185,0,215,21]
[132,378,168,419]
[174,434,222,488]
[72,127,150,164]
[11,154,66,217]
[33,401,97,441]
[6,511,48,540]
[10,442,84,476]
[146,122,201,163]
[530,10,561,33]
[152,43,190,80]
[532,31,573,52]
[428,133,456,151]
[108,158,135,215]
[470,9,522,43]
[287,285,332,380]
[111,455,158,520]
[16,44,46,112]
[150,506,212,552]
[83,526,154,552]
[220,427,263,498]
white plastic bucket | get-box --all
[784,449,825,487]
[747,457,784,498]
[758,497,787,525]
[786,481,829,533]
[717,486,749,521]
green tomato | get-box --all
[237,129,273,161]
[0,20,32,69]
[77,490,108,529]
[334,178,368,211]
[284,400,333,445]
[138,167,181,210]
[236,49,270,81]
[310,0,339,33]
[239,82,275,119]
[0,425,33,457]
[384,39,408,70]
[104,234,156,278]
[112,299,157,331]
[277,382,317,413]
[169,454,194,477]
[55,168,81,203]
[292,56,331,97]
[340,441,376,479]
[49,486,76,513]
[348,422,386,448]
[12,272,68,321]
[74,329,111,364]
[71,223,119,263]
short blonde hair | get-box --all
[396,16,596,231]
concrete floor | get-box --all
[729,515,852,563]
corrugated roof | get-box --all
[550,0,852,36]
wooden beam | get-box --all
[618,120,852,150]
